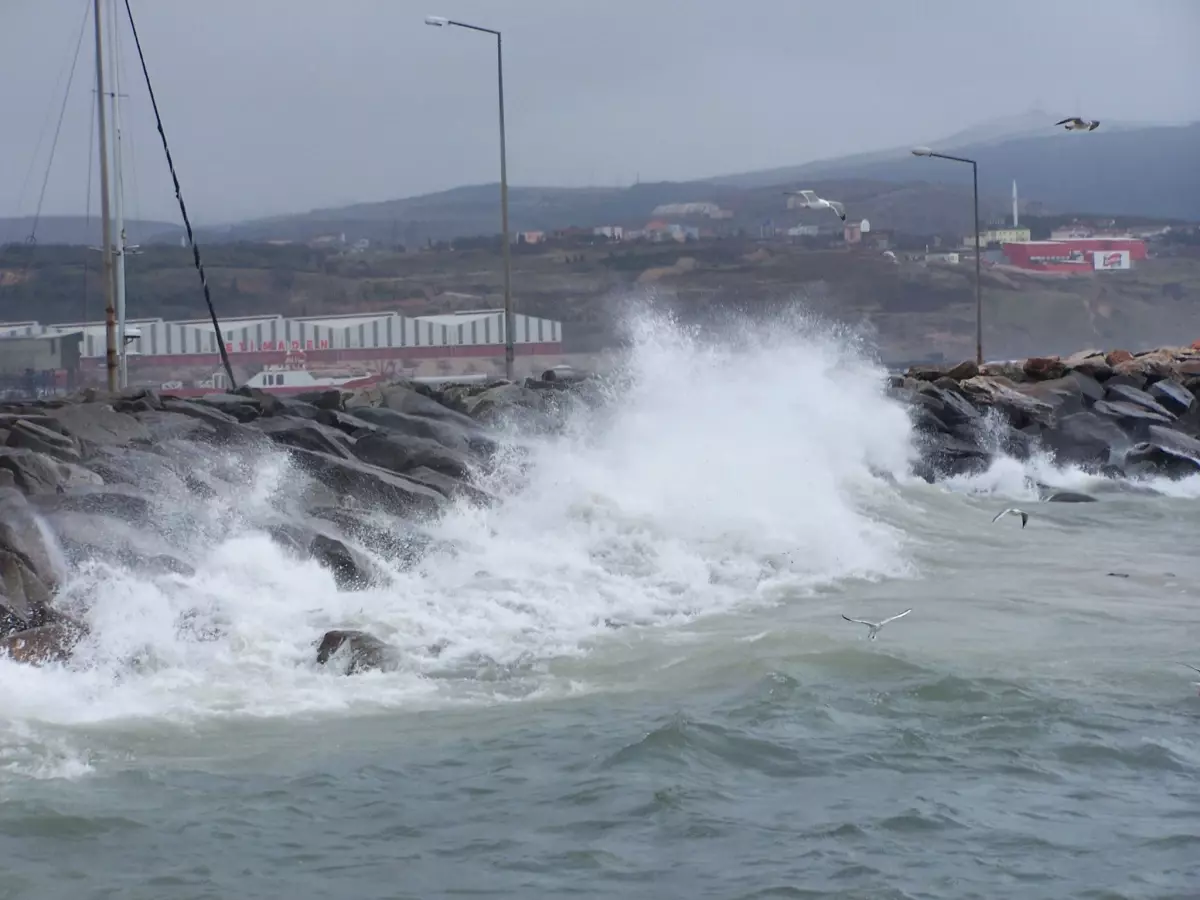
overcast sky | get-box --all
[2,0,1197,226]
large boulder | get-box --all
[1104,384,1175,419]
[352,432,474,480]
[5,419,82,462]
[343,406,493,455]
[959,377,1055,429]
[379,384,481,430]
[915,383,981,430]
[1062,350,1113,381]
[315,629,401,675]
[30,484,155,525]
[267,522,383,591]
[1022,356,1068,381]
[0,621,85,665]
[1040,411,1130,467]
[285,447,444,520]
[1123,425,1200,479]
[253,416,357,460]
[1147,379,1195,417]
[1092,400,1174,429]
[43,402,151,453]
[0,448,99,495]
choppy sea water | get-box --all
[2,311,1199,899]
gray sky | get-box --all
[3,0,1198,226]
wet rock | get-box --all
[1123,425,1200,479]
[276,399,323,421]
[1147,379,1195,416]
[403,465,495,506]
[307,507,434,566]
[1023,356,1068,381]
[1044,491,1098,503]
[31,484,155,525]
[310,532,381,591]
[1040,411,1130,466]
[1092,399,1174,428]
[914,433,990,479]
[160,397,241,428]
[6,419,82,462]
[253,416,356,460]
[289,389,344,411]
[286,448,444,520]
[133,410,223,443]
[43,402,151,452]
[0,549,55,635]
[0,488,64,596]
[1063,350,1113,381]
[906,364,948,382]
[1016,374,1095,418]
[315,629,400,675]
[1104,384,1175,419]
[195,393,263,423]
[378,383,481,429]
[915,383,980,429]
[352,432,474,480]
[959,376,1054,429]
[943,360,979,382]
[0,621,85,666]
[341,406,493,456]
[0,448,76,495]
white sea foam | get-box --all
[0,306,919,742]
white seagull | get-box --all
[1055,117,1100,132]
[841,608,912,641]
[784,189,847,222]
[992,508,1029,528]
[1179,663,1200,694]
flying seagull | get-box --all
[1055,117,1100,131]
[841,608,912,641]
[783,189,847,222]
[1180,663,1200,693]
[992,508,1029,528]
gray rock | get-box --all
[253,416,356,460]
[1104,384,1175,419]
[1092,399,1174,427]
[1147,380,1195,416]
[43,403,151,451]
[1040,411,1131,466]
[285,447,444,520]
[352,432,474,480]
[316,629,400,675]
[6,419,82,462]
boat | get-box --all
[161,350,384,398]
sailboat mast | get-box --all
[107,0,129,388]
[93,0,118,392]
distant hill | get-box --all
[706,121,1200,221]
[0,215,184,248]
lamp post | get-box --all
[912,146,983,367]
[425,14,514,381]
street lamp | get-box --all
[912,145,983,367]
[425,13,515,381]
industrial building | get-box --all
[0,309,563,367]
[999,237,1146,274]
[0,332,83,396]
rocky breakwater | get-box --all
[0,368,594,671]
[892,347,1200,482]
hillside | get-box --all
[0,215,183,247]
[708,122,1200,221]
[177,119,1199,247]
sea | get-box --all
[1,309,1198,899]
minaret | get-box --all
[1012,180,1019,228]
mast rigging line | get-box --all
[15,0,91,283]
[120,0,237,390]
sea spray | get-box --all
[0,306,919,737]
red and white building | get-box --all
[0,309,564,390]
[1000,237,1147,274]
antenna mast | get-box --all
[93,0,118,392]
